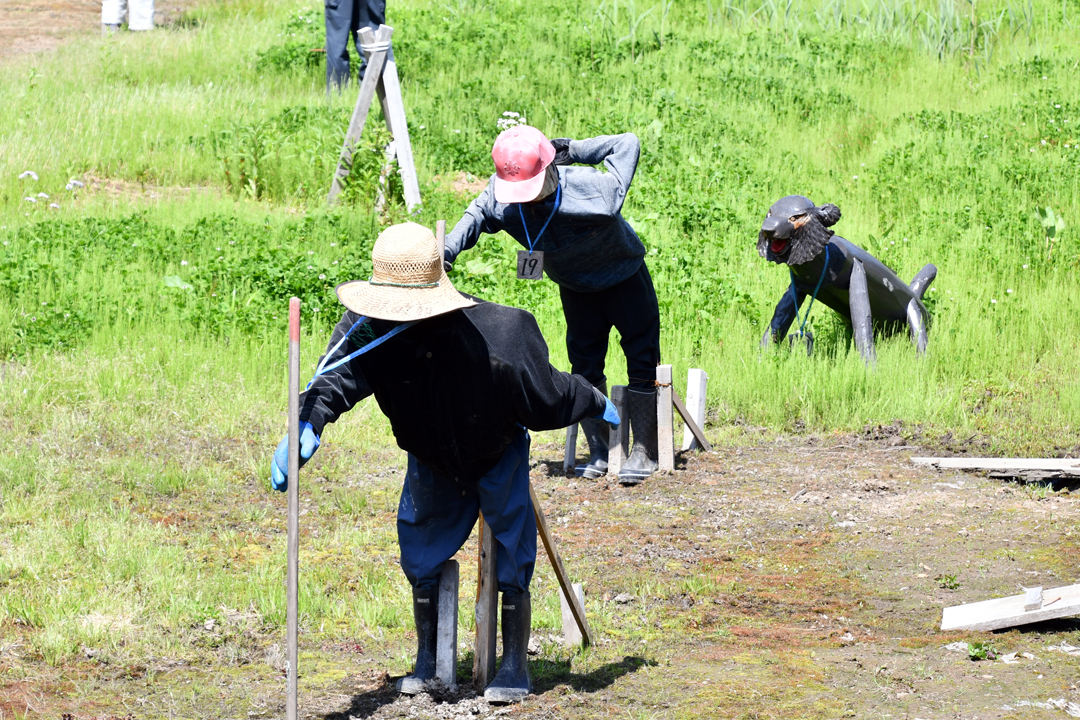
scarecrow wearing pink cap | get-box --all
[445,127,661,484]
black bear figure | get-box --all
[758,195,937,363]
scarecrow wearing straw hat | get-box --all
[444,127,661,485]
[269,222,619,703]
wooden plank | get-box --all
[940,583,1080,632]
[528,483,593,648]
[681,369,708,451]
[912,457,1080,474]
[656,365,674,471]
[1024,586,1043,612]
[672,389,712,453]
[327,25,391,205]
[436,560,459,688]
[559,582,585,647]
[607,386,628,476]
[286,297,301,720]
[473,515,497,688]
[377,40,422,211]
[562,424,577,474]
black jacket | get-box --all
[300,300,606,486]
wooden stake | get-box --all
[563,424,578,474]
[286,297,301,720]
[473,515,497,689]
[656,365,674,471]
[681,369,708,451]
[435,220,446,261]
[607,386,628,476]
[560,583,586,647]
[436,560,459,688]
[529,483,593,648]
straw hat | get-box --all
[336,222,476,322]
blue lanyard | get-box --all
[307,316,417,389]
[788,245,830,337]
[516,183,561,254]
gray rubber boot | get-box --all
[397,587,438,695]
[618,388,658,485]
[483,592,532,704]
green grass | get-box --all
[0,0,1079,689]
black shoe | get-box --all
[397,587,438,695]
[618,388,658,485]
[574,382,609,479]
[483,592,532,704]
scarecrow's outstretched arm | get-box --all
[849,259,876,366]
[761,288,804,347]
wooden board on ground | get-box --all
[473,516,497,688]
[436,560,459,688]
[912,457,1080,480]
[940,583,1080,632]
[529,483,593,648]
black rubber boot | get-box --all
[397,587,438,695]
[618,388,658,485]
[575,382,609,479]
[483,592,532,704]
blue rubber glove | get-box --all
[594,396,621,428]
[270,421,320,492]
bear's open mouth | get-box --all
[770,238,789,255]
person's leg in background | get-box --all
[128,0,154,31]
[355,0,386,81]
[609,262,662,484]
[324,0,356,93]
[101,0,127,34]
[559,284,613,478]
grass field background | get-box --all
[1,0,1079,693]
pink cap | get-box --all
[491,125,555,204]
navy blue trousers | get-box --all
[397,428,536,594]
[559,261,661,390]
[324,0,386,92]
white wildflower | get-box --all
[330,242,337,247]
[18,171,38,180]
[1006,288,1013,293]
[24,197,36,203]
[991,298,997,304]
[318,273,326,280]
[181,260,189,266]
[37,192,49,199]
[49,203,59,209]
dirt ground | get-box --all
[288,433,1080,720]
[0,0,193,60]
[13,431,1075,720]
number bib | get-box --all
[516,250,544,280]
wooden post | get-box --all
[286,297,301,720]
[607,385,628,476]
[473,515,497,689]
[656,365,674,471]
[681,369,708,451]
[559,583,586,647]
[327,25,421,212]
[529,483,593,647]
[435,220,446,261]
[436,560,459,688]
[563,424,578,474]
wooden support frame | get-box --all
[328,24,421,211]
[473,515,498,689]
[436,560,459,688]
[656,365,675,471]
[681,369,708,451]
[607,385,629,476]
[529,483,593,648]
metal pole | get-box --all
[287,297,301,720]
